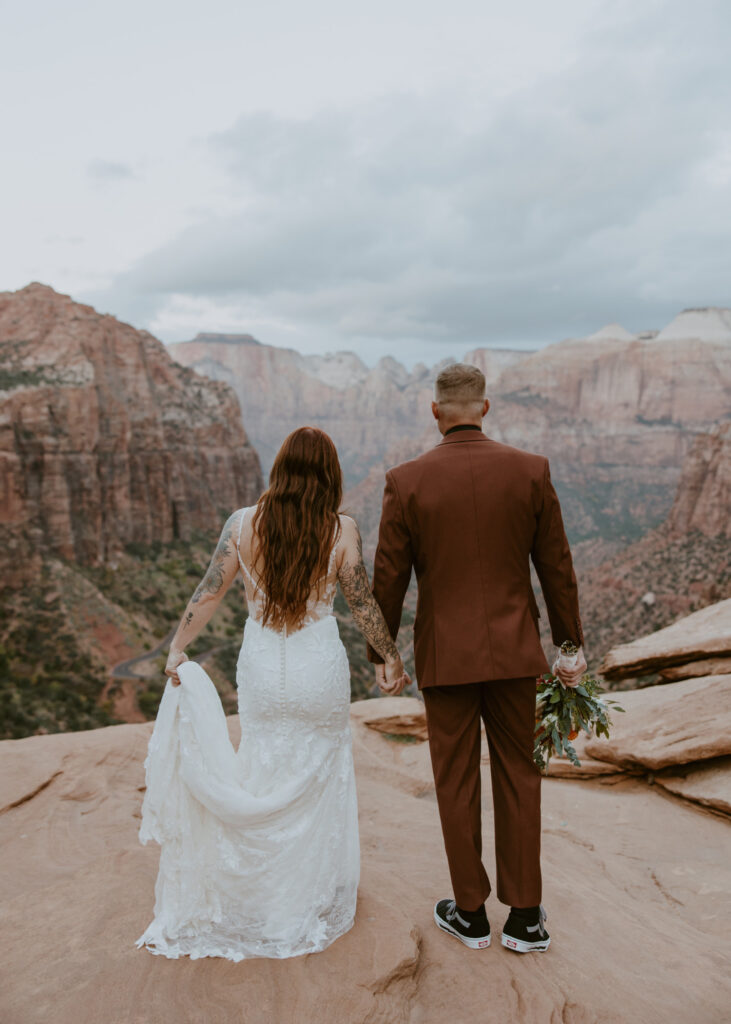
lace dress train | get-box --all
[135,510,359,960]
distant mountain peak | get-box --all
[19,281,62,295]
[586,323,637,342]
[655,307,731,343]
[190,332,261,346]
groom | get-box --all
[367,362,586,953]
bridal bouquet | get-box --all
[533,641,625,774]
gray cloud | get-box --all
[87,159,136,183]
[88,0,731,353]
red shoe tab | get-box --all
[506,939,517,948]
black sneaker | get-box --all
[433,899,491,949]
[501,903,550,952]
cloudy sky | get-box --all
[2,0,730,365]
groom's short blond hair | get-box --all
[434,363,486,407]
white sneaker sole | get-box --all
[501,933,551,953]
[433,907,491,949]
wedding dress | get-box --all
[135,507,359,960]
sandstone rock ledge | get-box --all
[1,701,730,1024]
[599,598,731,680]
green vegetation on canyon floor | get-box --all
[0,530,402,739]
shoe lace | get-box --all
[445,900,470,929]
[525,903,548,939]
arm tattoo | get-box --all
[338,529,400,662]
[191,512,237,603]
[170,512,237,653]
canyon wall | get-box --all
[0,284,264,587]
[663,419,730,538]
[170,311,731,547]
[348,313,731,548]
[566,419,731,674]
[166,334,531,486]
[2,286,728,729]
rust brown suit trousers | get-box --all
[367,427,584,910]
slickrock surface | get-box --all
[599,599,731,680]
[543,748,625,779]
[351,694,429,740]
[653,756,731,817]
[583,675,731,770]
[0,284,263,587]
[2,698,730,1023]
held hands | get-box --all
[164,649,189,687]
[375,656,412,696]
[551,645,587,688]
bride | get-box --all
[135,426,410,961]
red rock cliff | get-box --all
[663,420,730,538]
[0,284,263,587]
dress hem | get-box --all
[135,914,356,962]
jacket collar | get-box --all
[438,428,489,445]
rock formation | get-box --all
[3,286,729,735]
[653,757,731,816]
[478,318,730,545]
[546,601,731,817]
[169,309,731,544]
[658,656,731,681]
[662,420,730,538]
[583,673,731,770]
[166,333,530,486]
[0,284,264,587]
[548,674,731,816]
[653,306,731,342]
[599,598,731,680]
[341,309,731,561]
[576,424,731,675]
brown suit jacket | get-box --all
[367,428,584,687]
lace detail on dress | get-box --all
[234,505,340,633]
[135,509,358,961]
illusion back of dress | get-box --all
[235,505,340,632]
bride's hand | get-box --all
[164,649,188,687]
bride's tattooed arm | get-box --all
[169,509,242,654]
[337,519,401,663]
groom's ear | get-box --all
[431,401,439,420]
[483,398,490,416]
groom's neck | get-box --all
[443,423,483,436]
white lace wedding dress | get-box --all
[135,508,359,960]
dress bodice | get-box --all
[235,506,340,633]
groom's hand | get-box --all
[552,646,587,688]
[378,660,411,696]
[374,664,386,690]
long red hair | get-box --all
[252,427,343,630]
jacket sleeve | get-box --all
[367,470,414,664]
[530,457,585,648]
